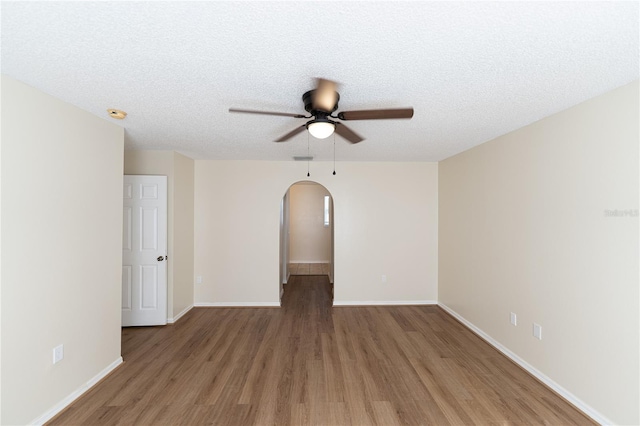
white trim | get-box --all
[333,300,437,306]
[437,303,612,426]
[194,302,280,307]
[167,304,193,324]
[280,287,284,300]
[30,357,123,426]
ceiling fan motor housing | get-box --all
[303,90,340,114]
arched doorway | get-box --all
[279,181,334,305]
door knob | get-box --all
[157,256,165,261]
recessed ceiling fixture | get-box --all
[229,78,413,144]
[107,109,127,119]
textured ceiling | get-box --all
[1,1,638,161]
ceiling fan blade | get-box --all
[334,123,364,144]
[229,108,306,118]
[337,108,414,121]
[312,78,338,112]
[275,125,306,142]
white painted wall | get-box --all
[439,81,639,425]
[289,182,332,263]
[194,161,438,305]
[124,150,195,321]
[1,76,124,425]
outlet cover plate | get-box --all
[533,323,542,340]
[53,344,64,364]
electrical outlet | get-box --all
[510,312,517,326]
[533,323,542,340]
[53,344,64,364]
[381,275,387,283]
[196,276,202,284]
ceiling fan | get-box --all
[229,78,414,144]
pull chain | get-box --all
[333,133,336,175]
[307,131,310,177]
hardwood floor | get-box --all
[49,275,594,425]
[288,263,330,276]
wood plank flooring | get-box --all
[288,263,330,276]
[48,275,594,425]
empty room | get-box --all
[1,2,638,425]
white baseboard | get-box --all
[194,302,280,307]
[333,300,437,306]
[280,287,284,300]
[167,304,193,324]
[30,357,123,425]
[437,303,611,426]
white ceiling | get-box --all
[2,1,638,161]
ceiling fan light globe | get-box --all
[307,121,335,139]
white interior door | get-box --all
[122,175,168,326]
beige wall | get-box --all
[289,182,332,263]
[123,150,194,320]
[172,152,195,317]
[194,161,438,305]
[279,191,290,296]
[439,81,639,424]
[0,77,3,424]
[1,76,124,424]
